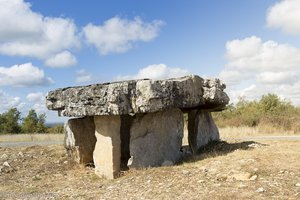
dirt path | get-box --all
[222,135,300,141]
[0,141,63,148]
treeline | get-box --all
[0,108,63,134]
[213,94,300,133]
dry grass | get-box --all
[1,123,299,144]
[219,126,300,138]
[1,139,299,199]
[0,134,63,142]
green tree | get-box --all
[259,94,281,113]
[0,108,21,134]
[36,113,47,133]
[259,93,295,115]
[22,110,47,133]
[0,114,4,133]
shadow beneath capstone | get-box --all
[180,140,268,164]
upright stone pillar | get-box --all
[93,115,121,179]
[188,110,219,153]
[64,116,96,164]
[129,108,183,168]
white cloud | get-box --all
[219,70,251,86]
[224,85,260,104]
[0,0,80,67]
[0,63,53,87]
[115,64,190,81]
[26,92,47,114]
[44,51,77,68]
[277,81,300,105]
[0,2,164,64]
[26,92,44,103]
[0,90,24,113]
[83,16,164,55]
[267,0,300,36]
[228,81,300,106]
[256,71,299,85]
[225,36,300,72]
[220,36,300,106]
[76,69,92,83]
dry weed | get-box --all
[0,134,63,142]
[0,139,299,199]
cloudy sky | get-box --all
[0,0,300,123]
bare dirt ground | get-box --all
[0,138,299,200]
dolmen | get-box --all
[46,75,229,179]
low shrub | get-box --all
[213,94,300,133]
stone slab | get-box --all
[64,116,96,164]
[46,75,229,117]
[188,110,220,153]
[93,115,121,179]
[129,108,184,168]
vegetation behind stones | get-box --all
[213,93,300,133]
[0,108,63,134]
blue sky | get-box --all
[0,0,300,123]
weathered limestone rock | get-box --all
[46,75,229,117]
[46,75,229,179]
[93,115,121,179]
[203,79,229,110]
[129,108,183,168]
[188,110,219,153]
[64,116,96,164]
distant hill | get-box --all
[46,122,64,128]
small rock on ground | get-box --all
[18,152,24,157]
[256,187,266,193]
[3,161,10,167]
[162,160,174,166]
[249,175,258,181]
[230,172,252,181]
[1,154,8,160]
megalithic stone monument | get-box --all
[46,75,229,179]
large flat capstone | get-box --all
[46,75,229,117]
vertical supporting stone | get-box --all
[129,108,183,168]
[195,110,219,147]
[93,115,121,179]
[188,110,219,153]
[64,116,96,164]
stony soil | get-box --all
[0,139,299,200]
